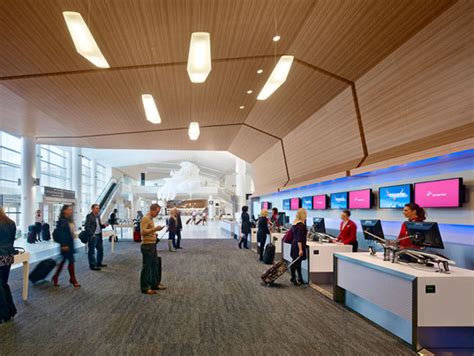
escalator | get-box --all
[95,178,122,221]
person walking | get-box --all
[0,208,17,323]
[290,208,308,286]
[257,209,270,261]
[140,204,166,295]
[239,206,251,249]
[167,208,177,252]
[52,205,80,288]
[85,204,107,271]
[34,209,43,242]
[108,208,119,242]
[175,209,183,249]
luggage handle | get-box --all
[287,256,301,268]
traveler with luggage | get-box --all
[257,209,270,262]
[34,209,43,242]
[109,209,118,229]
[239,206,251,249]
[52,205,80,288]
[0,208,17,323]
[167,208,177,252]
[335,210,358,252]
[175,210,183,249]
[140,204,166,295]
[290,208,308,286]
[85,204,108,271]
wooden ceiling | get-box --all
[0,0,458,171]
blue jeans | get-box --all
[88,234,104,267]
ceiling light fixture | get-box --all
[62,11,109,68]
[257,69,263,74]
[141,94,161,124]
[188,122,200,140]
[257,55,294,100]
[187,32,211,83]
[247,90,253,94]
[272,35,281,42]
[239,106,245,109]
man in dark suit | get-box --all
[85,204,107,271]
[176,210,183,249]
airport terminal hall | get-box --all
[1,1,474,355]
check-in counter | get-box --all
[306,241,352,284]
[250,228,258,252]
[334,252,474,351]
[271,232,285,258]
[219,220,238,239]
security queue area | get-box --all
[1,1,473,355]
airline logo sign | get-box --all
[313,195,326,210]
[415,179,460,207]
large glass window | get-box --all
[0,132,22,225]
[96,163,107,194]
[82,156,92,214]
[40,145,69,189]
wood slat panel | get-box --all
[357,0,474,158]
[0,0,313,77]
[289,0,455,81]
[251,141,287,193]
[245,61,349,138]
[282,87,364,182]
[228,125,279,163]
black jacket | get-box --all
[55,218,76,256]
[176,213,183,231]
[241,212,251,234]
[168,217,177,234]
[85,213,106,238]
[0,220,16,257]
[257,216,270,240]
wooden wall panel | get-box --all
[282,87,364,183]
[357,0,474,162]
[251,142,287,194]
[228,125,279,163]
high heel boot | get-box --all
[52,259,65,287]
[68,263,81,288]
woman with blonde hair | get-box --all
[290,208,308,286]
[0,207,18,323]
[167,208,177,252]
[257,209,270,261]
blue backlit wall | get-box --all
[256,149,474,269]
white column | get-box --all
[91,159,97,203]
[20,137,37,236]
[207,195,215,219]
[235,157,247,213]
[71,147,82,226]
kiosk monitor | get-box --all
[360,219,385,240]
[406,221,444,249]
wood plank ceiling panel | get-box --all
[251,141,288,194]
[288,0,456,81]
[228,125,280,163]
[357,0,474,164]
[0,0,314,77]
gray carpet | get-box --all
[1,239,415,355]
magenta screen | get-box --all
[312,195,327,210]
[415,178,461,207]
[349,189,372,209]
[290,198,300,210]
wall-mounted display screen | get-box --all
[290,198,301,210]
[302,196,313,210]
[379,184,412,209]
[261,201,272,210]
[349,189,372,209]
[330,192,348,209]
[312,195,327,210]
[282,199,291,210]
[414,178,463,208]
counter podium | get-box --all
[306,241,352,284]
[334,252,474,351]
[13,252,30,301]
[250,228,258,252]
[271,232,285,259]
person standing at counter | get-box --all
[257,209,270,262]
[239,206,251,249]
[290,208,308,286]
[270,207,280,228]
[0,208,17,323]
[397,203,426,249]
[335,210,358,252]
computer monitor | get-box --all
[312,217,326,233]
[277,212,286,226]
[405,221,444,249]
[284,216,290,224]
[360,219,385,240]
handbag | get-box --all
[78,230,90,244]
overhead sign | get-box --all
[44,186,75,200]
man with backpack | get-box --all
[85,204,108,271]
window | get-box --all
[0,132,22,225]
[40,145,69,189]
[96,163,107,194]
[81,156,92,214]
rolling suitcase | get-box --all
[42,223,51,241]
[261,257,301,286]
[27,225,36,244]
[133,230,141,242]
[29,258,57,283]
[263,242,275,264]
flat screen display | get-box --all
[414,178,463,208]
[282,199,291,210]
[302,196,313,210]
[330,192,348,209]
[349,189,372,209]
[379,184,412,209]
[312,195,327,210]
[290,198,301,210]
[261,201,272,210]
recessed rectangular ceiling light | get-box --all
[62,11,109,68]
[257,55,294,100]
[188,122,200,140]
[141,94,161,124]
[187,32,211,83]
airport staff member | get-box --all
[257,209,270,262]
[140,203,166,295]
[85,204,107,271]
[397,203,426,249]
[335,210,358,252]
[270,207,280,228]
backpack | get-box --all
[78,230,90,244]
[283,227,294,243]
[52,228,60,243]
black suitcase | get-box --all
[27,225,36,244]
[42,223,51,241]
[29,259,56,283]
[263,243,275,264]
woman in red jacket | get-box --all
[397,203,426,249]
[335,210,358,252]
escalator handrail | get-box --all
[95,177,118,208]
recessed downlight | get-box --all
[247,90,253,94]
[257,69,263,74]
[272,35,281,42]
[239,106,245,109]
